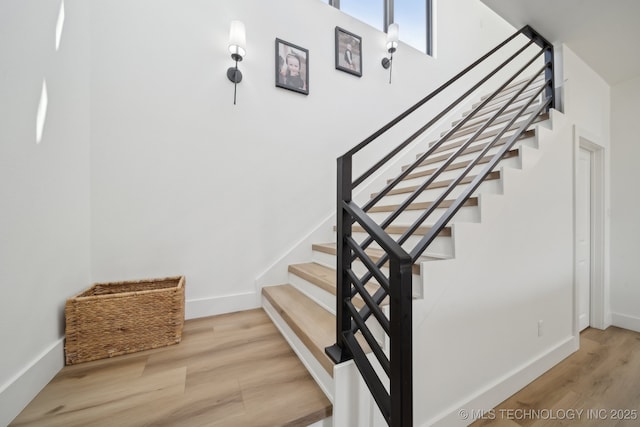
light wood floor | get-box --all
[471,326,640,427]
[10,309,332,427]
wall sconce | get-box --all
[227,20,246,105]
[381,23,399,84]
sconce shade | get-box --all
[228,20,246,59]
[386,22,399,52]
[382,23,399,82]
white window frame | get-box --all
[329,0,433,56]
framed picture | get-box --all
[335,27,362,77]
[276,38,309,95]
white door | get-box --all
[576,147,592,331]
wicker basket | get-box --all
[64,276,185,365]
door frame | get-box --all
[573,126,607,335]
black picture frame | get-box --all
[276,38,309,95]
[335,27,362,77]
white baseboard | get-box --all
[425,335,578,427]
[185,291,258,320]
[611,312,640,333]
[0,339,64,427]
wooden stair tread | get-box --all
[288,262,387,309]
[372,170,501,197]
[369,197,478,213]
[262,284,336,376]
[289,262,335,295]
[348,224,451,237]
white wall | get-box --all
[561,45,611,144]
[88,0,519,318]
[0,1,91,424]
[610,75,640,331]
[413,113,577,426]
[560,44,612,327]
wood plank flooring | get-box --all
[471,327,640,427]
[10,309,332,427]
[12,320,640,426]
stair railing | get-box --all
[326,26,554,427]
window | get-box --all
[394,0,431,55]
[330,0,433,55]
[339,0,384,31]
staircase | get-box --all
[261,69,554,426]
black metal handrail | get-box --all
[326,25,554,427]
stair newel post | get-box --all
[326,155,354,364]
[389,256,413,427]
[544,44,555,111]
[523,25,554,113]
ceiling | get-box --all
[481,0,640,85]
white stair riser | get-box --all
[311,249,337,270]
[348,232,454,259]
[288,272,336,315]
[307,417,333,427]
